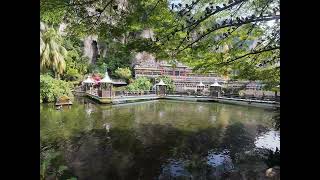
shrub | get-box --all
[40,74,73,103]
[63,67,81,81]
[115,67,132,81]
[62,50,88,81]
[126,77,152,91]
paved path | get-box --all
[86,92,279,108]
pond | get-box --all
[40,97,279,180]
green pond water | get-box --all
[40,97,279,180]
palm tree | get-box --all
[40,24,67,79]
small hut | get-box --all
[92,74,102,88]
[210,80,222,98]
[98,70,114,98]
[196,81,205,95]
[155,79,167,96]
[83,76,95,93]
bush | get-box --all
[40,74,73,103]
[62,49,89,81]
[115,67,132,81]
[126,77,152,91]
[63,67,81,81]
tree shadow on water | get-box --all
[42,122,277,180]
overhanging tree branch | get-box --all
[157,0,201,42]
[93,0,114,26]
[217,46,280,65]
[69,0,100,7]
[40,0,100,9]
[86,0,114,32]
[181,0,247,33]
[146,0,162,16]
[176,15,280,54]
[159,0,246,43]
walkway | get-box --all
[85,92,279,109]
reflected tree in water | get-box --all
[41,100,278,179]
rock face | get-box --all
[83,35,99,64]
[82,27,154,65]
[83,35,109,64]
[132,51,156,67]
[91,40,99,64]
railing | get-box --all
[169,91,189,96]
[114,90,156,97]
[223,94,277,101]
[84,88,279,103]
[86,89,99,96]
[168,91,210,97]
[135,74,225,83]
[112,79,127,85]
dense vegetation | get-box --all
[40,0,279,90]
[40,1,280,178]
[126,77,153,91]
[40,0,280,92]
[40,26,67,79]
[115,67,132,83]
[40,74,73,103]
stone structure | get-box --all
[98,71,113,98]
[133,55,226,92]
[83,76,95,93]
[210,81,222,97]
[155,79,167,96]
[196,81,205,95]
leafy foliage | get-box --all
[115,67,132,81]
[40,74,73,103]
[62,49,89,81]
[40,0,67,26]
[40,0,280,92]
[150,0,280,88]
[40,25,67,78]
[97,40,133,76]
[126,77,152,91]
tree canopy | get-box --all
[40,0,280,89]
[40,25,67,78]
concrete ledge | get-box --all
[84,93,279,109]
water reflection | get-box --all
[255,130,280,151]
[40,98,279,179]
[207,150,233,169]
[207,149,234,177]
[160,159,191,179]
